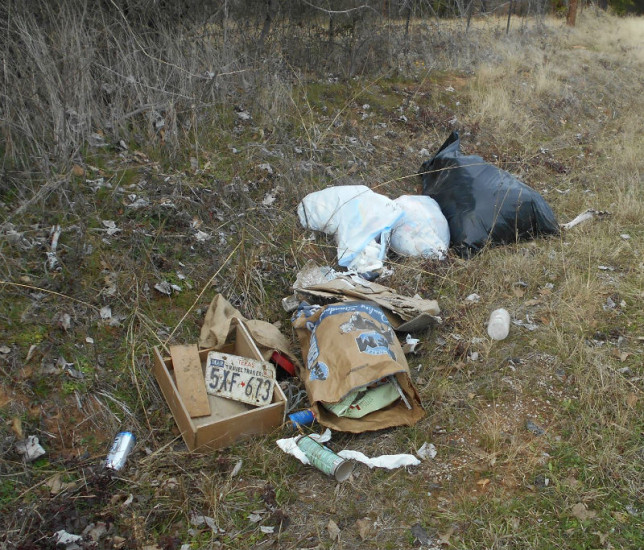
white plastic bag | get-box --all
[297,185,403,271]
[390,195,450,259]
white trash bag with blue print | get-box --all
[297,185,403,274]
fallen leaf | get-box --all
[230,459,243,477]
[611,511,629,523]
[410,523,432,546]
[11,417,23,438]
[593,531,609,545]
[46,474,77,495]
[327,519,340,541]
[84,522,108,542]
[626,393,638,408]
[612,349,630,362]
[524,299,541,306]
[438,525,455,545]
[571,502,597,521]
[355,518,372,540]
[477,478,491,487]
[71,164,85,177]
[512,287,525,298]
[112,535,127,548]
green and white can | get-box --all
[296,435,354,482]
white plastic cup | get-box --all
[487,308,510,340]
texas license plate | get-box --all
[205,351,276,407]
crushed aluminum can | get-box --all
[105,431,135,471]
[296,435,354,482]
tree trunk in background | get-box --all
[506,0,514,34]
[567,0,578,25]
[259,0,277,48]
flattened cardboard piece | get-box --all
[292,301,425,433]
[199,294,302,369]
[294,275,440,332]
[170,344,211,418]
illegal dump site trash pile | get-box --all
[146,131,566,479]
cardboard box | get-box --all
[153,320,286,451]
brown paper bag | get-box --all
[292,301,425,432]
[199,294,301,370]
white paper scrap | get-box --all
[417,442,437,460]
[53,530,83,545]
[337,449,420,469]
[277,429,419,470]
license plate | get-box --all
[205,351,276,407]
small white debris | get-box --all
[465,293,481,303]
[190,514,223,533]
[512,318,538,331]
[0,345,10,354]
[603,296,616,310]
[195,230,212,242]
[262,193,276,206]
[445,86,455,92]
[100,306,112,320]
[362,104,370,110]
[88,133,107,147]
[598,265,615,271]
[248,513,262,523]
[419,148,430,156]
[127,197,150,209]
[85,337,94,344]
[260,526,274,534]
[53,530,83,546]
[236,111,251,121]
[154,281,174,295]
[258,163,273,175]
[102,220,121,236]
[417,442,437,460]
[16,435,46,462]
[403,334,421,354]
[230,459,243,477]
[620,234,631,240]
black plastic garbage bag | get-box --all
[419,132,559,257]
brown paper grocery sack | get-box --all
[199,294,301,369]
[292,301,425,432]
